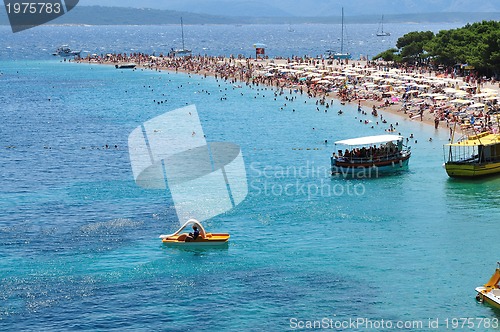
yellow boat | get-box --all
[476,262,500,309]
[444,131,500,178]
[160,219,229,246]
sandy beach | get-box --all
[77,53,500,137]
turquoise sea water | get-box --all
[1,25,500,331]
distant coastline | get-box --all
[1,6,499,26]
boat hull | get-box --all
[115,63,136,69]
[162,233,229,246]
[476,287,500,309]
[445,161,500,178]
[331,53,351,60]
[332,154,410,177]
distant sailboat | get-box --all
[170,17,192,56]
[376,15,391,37]
[327,7,351,60]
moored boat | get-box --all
[476,262,500,309]
[331,134,411,177]
[326,7,351,60]
[115,63,136,69]
[52,45,81,57]
[444,131,500,178]
[376,15,391,37]
[168,17,192,57]
[160,219,229,246]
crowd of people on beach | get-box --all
[77,52,500,136]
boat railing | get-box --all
[336,152,406,164]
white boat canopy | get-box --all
[335,135,404,146]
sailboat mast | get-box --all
[381,15,384,33]
[340,7,344,54]
[181,17,185,50]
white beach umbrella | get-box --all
[444,87,460,94]
[481,88,498,93]
[470,103,486,108]
[450,99,471,104]
[393,85,407,90]
[434,95,449,100]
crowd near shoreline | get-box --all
[75,53,500,138]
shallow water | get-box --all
[1,24,500,331]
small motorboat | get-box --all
[53,45,81,57]
[160,219,229,246]
[476,262,500,309]
[115,63,136,69]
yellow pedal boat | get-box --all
[160,219,229,246]
[475,262,500,309]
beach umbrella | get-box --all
[434,95,448,100]
[481,88,497,93]
[450,99,471,104]
[470,103,485,108]
[393,85,407,91]
[444,87,459,93]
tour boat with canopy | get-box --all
[444,131,500,178]
[331,134,411,177]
